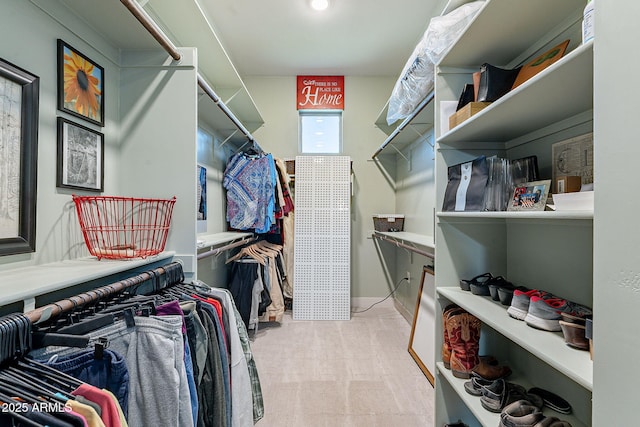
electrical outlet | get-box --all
[406,271,411,283]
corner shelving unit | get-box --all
[433,0,593,425]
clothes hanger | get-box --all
[16,359,83,391]
[0,392,45,427]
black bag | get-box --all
[442,156,489,212]
[476,63,521,102]
[456,83,475,111]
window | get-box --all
[299,111,342,154]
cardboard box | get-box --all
[449,102,491,129]
[555,175,582,193]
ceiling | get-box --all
[197,0,444,78]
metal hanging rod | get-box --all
[120,0,181,61]
[373,233,434,260]
[119,0,262,153]
[372,91,435,159]
[197,235,258,260]
[24,262,184,324]
[197,75,263,152]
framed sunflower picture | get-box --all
[57,39,104,126]
[57,117,104,192]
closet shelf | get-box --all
[196,232,256,260]
[437,210,593,221]
[372,231,435,259]
[372,92,435,159]
[439,0,584,68]
[438,40,593,147]
[438,287,593,391]
[197,232,254,248]
[0,252,175,310]
[437,362,587,427]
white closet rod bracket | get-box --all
[120,0,181,61]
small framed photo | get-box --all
[57,39,104,126]
[57,117,104,192]
[507,179,551,212]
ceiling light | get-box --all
[310,0,329,11]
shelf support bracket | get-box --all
[219,130,239,148]
[407,125,434,149]
[389,144,409,163]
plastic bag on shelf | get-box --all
[423,1,485,65]
[386,1,484,126]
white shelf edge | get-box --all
[197,231,254,249]
[437,210,593,220]
[373,231,435,249]
[438,287,593,391]
[437,362,587,427]
[0,252,176,309]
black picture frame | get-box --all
[0,58,39,256]
[57,39,104,127]
[57,117,104,192]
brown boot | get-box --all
[442,304,464,369]
[447,311,481,379]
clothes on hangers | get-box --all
[223,152,277,233]
[21,264,263,427]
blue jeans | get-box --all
[40,348,129,417]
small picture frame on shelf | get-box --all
[57,117,104,192]
[57,39,104,126]
[507,179,551,211]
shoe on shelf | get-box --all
[446,311,481,379]
[507,289,548,321]
[444,422,469,427]
[499,285,527,306]
[559,320,589,350]
[481,379,544,413]
[472,359,512,381]
[525,297,592,332]
[487,276,515,301]
[442,304,465,369]
[499,399,544,427]
[463,374,495,396]
[459,272,492,292]
[527,387,572,414]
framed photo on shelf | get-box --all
[507,179,551,212]
[57,39,104,126]
[57,117,104,192]
[0,57,39,256]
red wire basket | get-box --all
[72,195,177,260]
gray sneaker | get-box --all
[525,296,592,332]
[507,289,546,321]
[499,400,544,427]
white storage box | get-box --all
[373,214,405,232]
[552,191,594,211]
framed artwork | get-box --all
[57,117,104,192]
[408,265,436,386]
[507,179,552,211]
[0,58,39,256]
[57,39,104,126]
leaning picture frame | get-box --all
[507,179,552,212]
[0,58,39,256]
[408,265,436,386]
[57,39,104,126]
[57,117,104,192]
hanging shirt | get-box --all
[224,152,277,233]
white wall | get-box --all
[244,76,401,298]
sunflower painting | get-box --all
[57,39,104,126]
